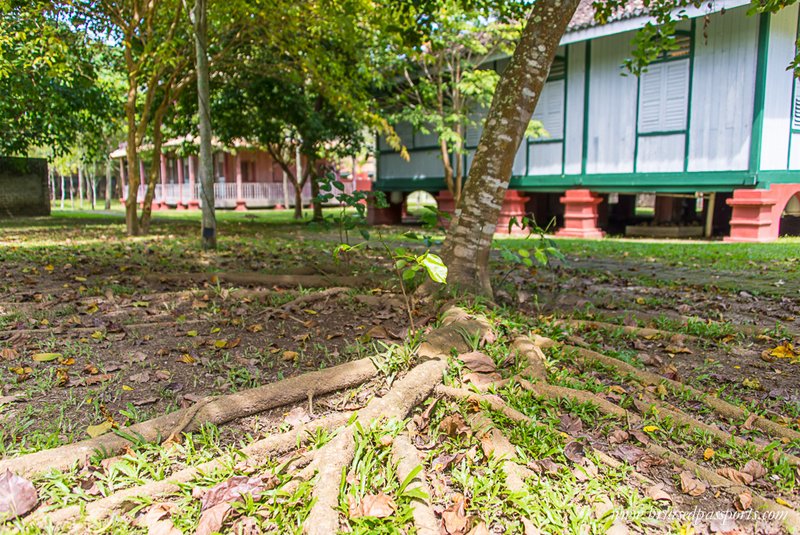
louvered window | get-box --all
[637,59,690,133]
[792,77,800,131]
[532,79,565,140]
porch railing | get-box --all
[122,179,358,208]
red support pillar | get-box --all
[495,190,530,234]
[367,192,403,225]
[723,185,800,242]
[234,153,246,211]
[187,156,200,209]
[555,189,605,239]
[159,153,169,210]
[176,157,187,210]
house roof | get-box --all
[568,0,647,32]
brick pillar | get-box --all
[496,190,530,234]
[556,189,605,239]
[355,175,372,207]
[725,188,779,242]
[176,158,187,210]
[235,153,246,211]
[187,156,200,209]
[367,192,403,225]
[433,190,457,227]
[159,153,169,209]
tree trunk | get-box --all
[293,181,303,219]
[124,55,140,236]
[140,109,168,233]
[78,166,84,209]
[59,173,65,209]
[428,0,580,298]
[310,163,323,222]
[90,173,96,210]
[105,159,112,211]
[192,0,216,250]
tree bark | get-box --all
[77,165,84,209]
[192,0,217,250]
[310,162,323,222]
[105,159,112,211]
[428,0,580,298]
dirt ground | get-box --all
[1,214,799,534]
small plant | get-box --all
[497,215,564,285]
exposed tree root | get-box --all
[1,357,379,478]
[144,272,377,289]
[303,306,490,535]
[552,341,800,443]
[29,412,352,526]
[646,442,800,535]
[466,411,534,491]
[0,317,212,338]
[554,318,697,343]
[391,434,439,535]
[635,393,800,468]
[280,287,351,312]
[598,309,791,338]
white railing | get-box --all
[122,179,360,208]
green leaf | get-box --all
[398,464,423,494]
[418,253,448,284]
[402,268,416,281]
[534,248,548,266]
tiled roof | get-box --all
[568,0,648,31]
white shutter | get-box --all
[532,80,565,140]
[662,61,689,131]
[793,77,800,131]
[638,59,689,133]
[638,64,664,133]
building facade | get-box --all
[373,0,800,241]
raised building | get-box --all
[373,0,800,241]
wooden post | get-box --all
[188,155,200,209]
[160,152,169,209]
[235,153,246,210]
[704,193,716,238]
[176,157,186,209]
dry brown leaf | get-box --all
[129,371,151,383]
[195,502,232,535]
[439,414,471,439]
[564,441,586,465]
[349,492,397,518]
[283,406,311,428]
[457,351,497,373]
[467,522,490,535]
[734,491,752,512]
[608,429,629,445]
[716,467,754,485]
[679,470,707,496]
[645,483,672,503]
[442,493,468,534]
[462,372,501,389]
[0,470,38,521]
[0,348,18,361]
[741,459,767,480]
[136,503,181,535]
[559,414,583,435]
[664,345,692,355]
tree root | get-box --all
[29,412,351,526]
[303,306,490,535]
[645,442,800,535]
[554,318,697,343]
[280,287,351,312]
[465,411,534,491]
[0,317,211,338]
[144,272,377,289]
[1,357,379,478]
[551,341,800,443]
[391,434,439,535]
[598,309,791,338]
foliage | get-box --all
[0,2,118,156]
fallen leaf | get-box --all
[0,470,38,521]
[564,441,586,464]
[559,414,583,435]
[462,372,501,389]
[0,348,18,361]
[742,378,762,390]
[769,342,797,359]
[645,483,672,503]
[349,492,396,518]
[87,421,114,438]
[247,324,263,333]
[440,413,471,439]
[129,371,151,383]
[679,470,707,496]
[716,467,754,485]
[467,522,490,535]
[284,406,311,427]
[31,352,61,362]
[608,429,629,445]
[136,503,181,535]
[741,459,766,480]
[195,502,232,535]
[734,491,752,511]
[642,425,660,433]
[457,351,497,373]
[281,351,299,362]
[198,475,275,511]
[83,373,114,386]
[664,345,692,355]
[703,448,715,461]
[442,493,468,535]
[178,354,196,364]
[187,330,198,337]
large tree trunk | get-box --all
[192,0,216,250]
[310,161,323,222]
[293,181,304,219]
[429,0,580,298]
[77,166,84,209]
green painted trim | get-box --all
[378,146,440,155]
[684,19,696,173]
[581,40,591,175]
[633,67,641,173]
[750,12,771,174]
[756,170,800,185]
[637,130,686,138]
[375,170,776,194]
[529,138,564,144]
[562,44,569,176]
